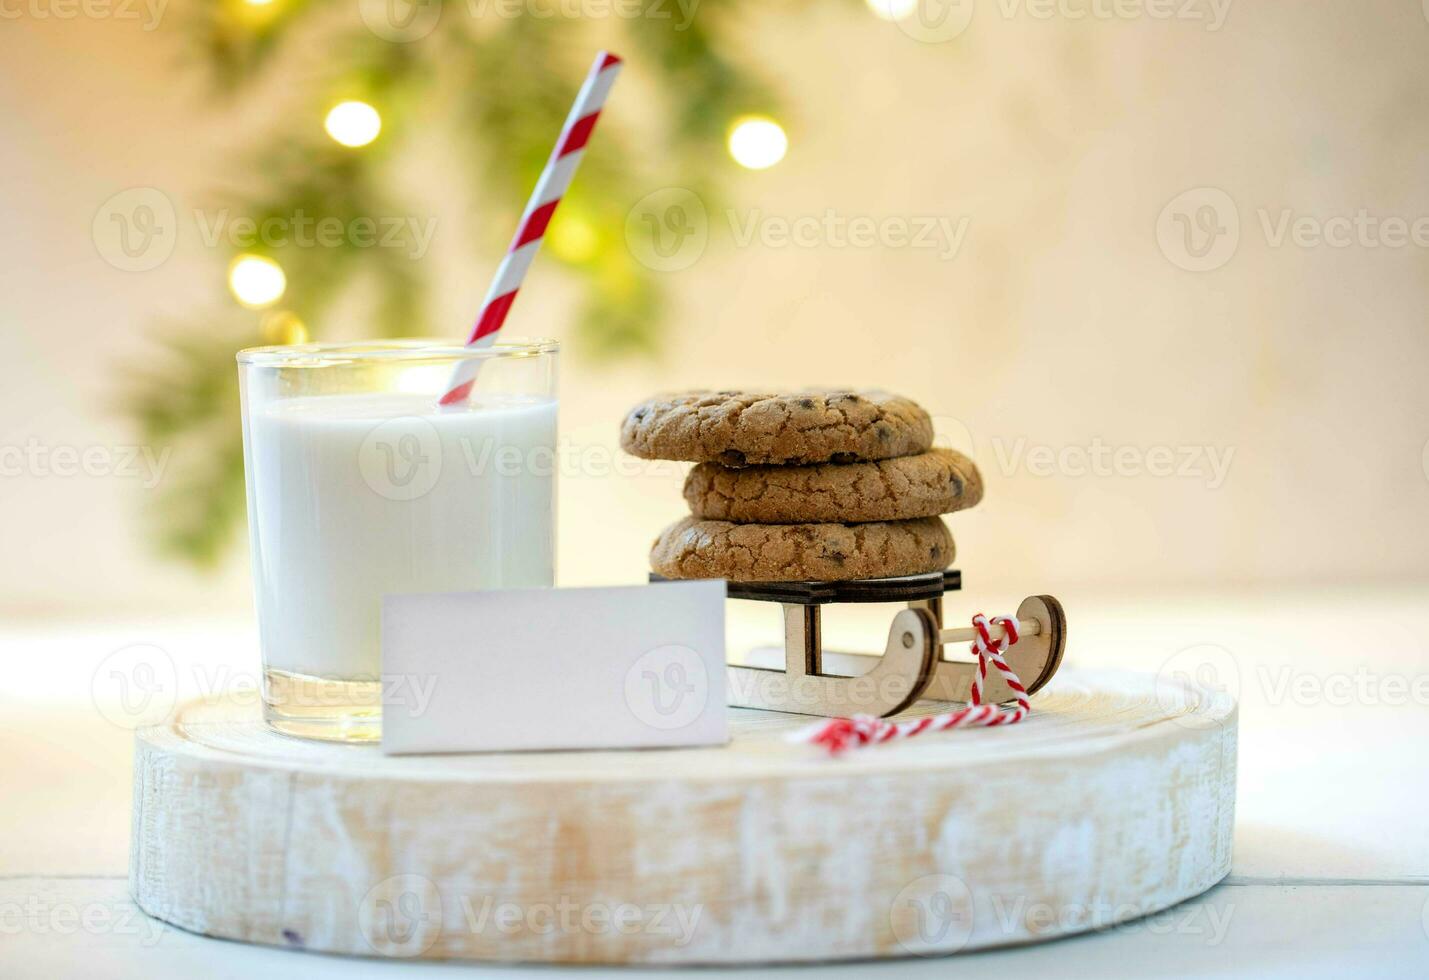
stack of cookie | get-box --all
[620,390,983,582]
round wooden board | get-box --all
[130,668,1237,965]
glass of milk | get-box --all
[237,339,558,742]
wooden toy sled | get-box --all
[658,570,1067,718]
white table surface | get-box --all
[4,585,1427,977]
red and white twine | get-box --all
[439,51,622,407]
[794,613,1031,754]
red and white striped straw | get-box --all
[438,51,623,407]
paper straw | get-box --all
[438,51,623,407]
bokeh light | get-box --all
[228,255,287,308]
[235,0,280,25]
[260,310,308,345]
[864,0,919,20]
[727,116,788,170]
[324,101,382,148]
[547,212,599,263]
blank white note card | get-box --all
[381,581,727,755]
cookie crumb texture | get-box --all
[684,448,983,524]
[621,390,933,466]
[650,516,955,582]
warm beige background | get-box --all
[3,1,1429,616]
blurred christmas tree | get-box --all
[121,0,883,567]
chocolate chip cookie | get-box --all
[683,448,982,524]
[620,390,933,467]
[650,515,954,582]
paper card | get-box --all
[380,581,728,755]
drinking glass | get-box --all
[237,339,558,742]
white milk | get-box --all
[244,392,557,678]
